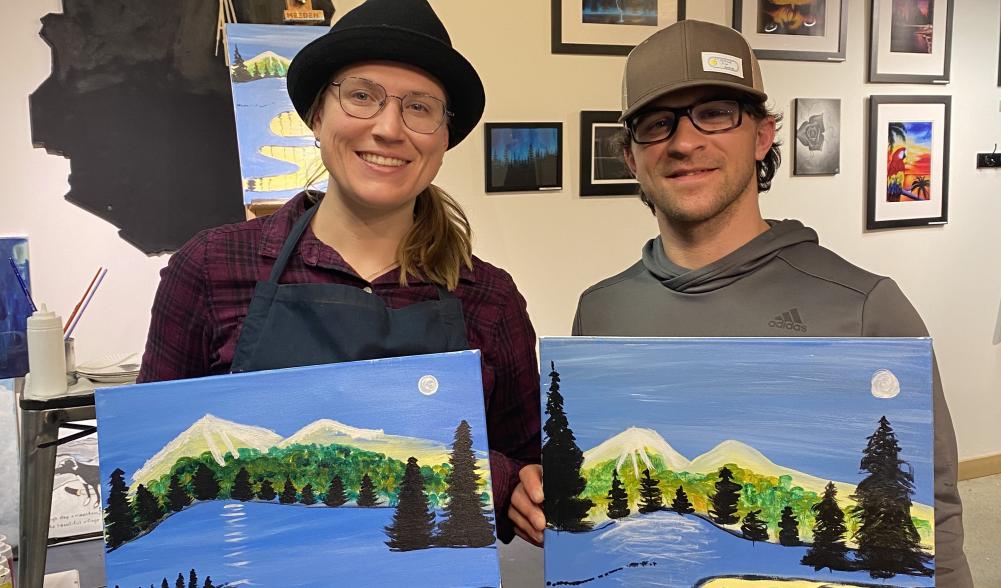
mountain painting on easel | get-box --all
[541,337,935,588]
[95,351,498,588]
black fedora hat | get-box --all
[287,0,485,149]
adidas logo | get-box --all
[768,308,807,332]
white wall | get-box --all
[3,0,999,460]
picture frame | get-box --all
[793,98,841,176]
[869,0,953,83]
[551,0,685,56]
[867,95,950,230]
[732,0,847,61]
[484,123,563,193]
[579,111,638,197]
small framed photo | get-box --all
[484,123,563,193]
[867,95,950,230]
[869,0,953,83]
[551,0,685,56]
[793,98,840,176]
[732,0,847,61]
[579,111,638,197]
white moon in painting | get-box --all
[418,375,439,396]
[871,369,900,398]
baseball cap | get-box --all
[620,19,767,122]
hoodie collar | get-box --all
[641,219,818,293]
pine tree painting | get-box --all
[385,457,436,551]
[95,350,501,586]
[852,416,934,578]
[539,337,935,587]
[542,361,594,531]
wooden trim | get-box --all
[958,453,1001,481]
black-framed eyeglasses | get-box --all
[329,76,452,134]
[625,99,744,144]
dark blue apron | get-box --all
[231,200,468,373]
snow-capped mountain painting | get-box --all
[541,337,935,588]
[95,350,499,588]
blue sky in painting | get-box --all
[227,23,326,63]
[490,128,559,161]
[540,337,934,505]
[902,121,933,145]
[96,351,488,481]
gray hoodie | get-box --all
[573,219,972,587]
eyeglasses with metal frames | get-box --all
[329,76,453,134]
[626,100,745,144]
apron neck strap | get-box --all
[268,199,321,284]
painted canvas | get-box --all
[794,98,840,175]
[541,337,935,587]
[50,419,103,544]
[886,121,933,202]
[890,0,935,53]
[227,24,328,208]
[757,0,827,36]
[0,237,30,378]
[95,351,499,588]
[484,123,563,193]
[582,0,658,25]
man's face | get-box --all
[624,87,775,226]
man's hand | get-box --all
[508,464,545,546]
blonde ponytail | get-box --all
[397,185,473,291]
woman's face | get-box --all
[311,61,450,215]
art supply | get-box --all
[26,305,68,399]
[64,268,107,341]
[7,258,35,313]
[63,268,102,335]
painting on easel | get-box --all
[0,237,30,379]
[95,351,499,588]
[541,337,935,587]
[226,24,327,212]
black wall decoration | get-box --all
[30,0,247,254]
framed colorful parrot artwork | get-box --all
[866,95,950,230]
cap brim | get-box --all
[287,26,485,149]
[620,80,768,122]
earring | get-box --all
[314,138,321,148]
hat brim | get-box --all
[619,80,768,122]
[287,26,485,149]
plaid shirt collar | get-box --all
[258,191,476,285]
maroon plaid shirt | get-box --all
[139,192,540,542]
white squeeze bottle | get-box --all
[26,304,68,399]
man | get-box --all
[509,19,972,586]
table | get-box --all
[18,392,95,588]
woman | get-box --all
[138,0,539,543]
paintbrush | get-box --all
[8,257,37,313]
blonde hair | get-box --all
[303,86,473,291]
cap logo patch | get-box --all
[702,52,744,78]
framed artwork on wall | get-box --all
[732,0,847,61]
[793,98,841,175]
[485,123,563,193]
[867,95,950,230]
[579,111,638,197]
[869,0,953,83]
[551,0,685,55]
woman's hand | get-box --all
[508,464,546,546]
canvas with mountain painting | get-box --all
[95,351,499,588]
[226,24,327,209]
[541,337,935,587]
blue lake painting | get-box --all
[226,24,327,205]
[540,337,935,588]
[0,237,30,378]
[96,351,500,588]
